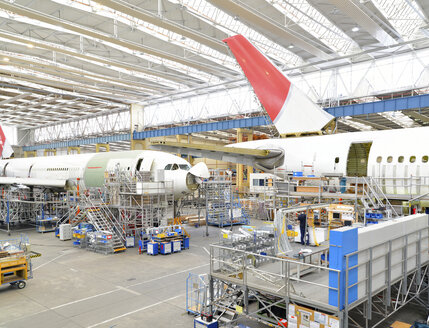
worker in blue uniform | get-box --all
[298,211,309,245]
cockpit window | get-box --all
[165,163,190,170]
[179,164,191,170]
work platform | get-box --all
[208,214,429,328]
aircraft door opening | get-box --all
[346,142,373,177]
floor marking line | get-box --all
[0,309,50,326]
[126,263,209,288]
[203,247,210,255]
[86,294,184,328]
[33,253,68,271]
[51,289,120,310]
[50,263,208,310]
[116,286,141,296]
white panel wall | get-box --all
[356,214,428,299]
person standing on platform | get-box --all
[298,211,309,245]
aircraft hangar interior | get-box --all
[1,1,429,328]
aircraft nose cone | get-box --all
[189,162,210,179]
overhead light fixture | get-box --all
[27,43,34,48]
[352,26,360,32]
[2,57,9,62]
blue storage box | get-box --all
[147,242,158,255]
[183,237,190,249]
[172,240,181,253]
[160,242,171,255]
[194,317,218,328]
[293,171,303,177]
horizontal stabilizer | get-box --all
[223,35,334,135]
[0,177,68,188]
[150,141,284,171]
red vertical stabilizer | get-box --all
[224,35,333,135]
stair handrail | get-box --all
[362,177,399,218]
[83,193,126,243]
[368,177,399,217]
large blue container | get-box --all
[147,242,158,255]
[329,227,358,309]
[160,242,171,255]
[183,237,190,249]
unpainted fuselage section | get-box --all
[0,150,195,198]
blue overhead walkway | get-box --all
[23,94,429,151]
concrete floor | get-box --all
[0,224,220,328]
[0,221,427,328]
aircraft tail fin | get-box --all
[223,35,334,135]
[0,126,14,159]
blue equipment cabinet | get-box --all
[172,240,181,253]
[194,317,218,328]
[183,237,190,249]
[160,242,171,255]
[147,242,158,255]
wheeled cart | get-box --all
[0,254,33,289]
[0,234,38,290]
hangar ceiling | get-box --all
[1,0,429,141]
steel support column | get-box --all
[43,149,56,156]
[67,146,81,154]
[95,143,110,152]
[130,103,147,150]
[24,150,37,158]
[236,128,253,194]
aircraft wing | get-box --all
[150,141,284,171]
[0,177,68,188]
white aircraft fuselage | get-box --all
[230,126,428,194]
[0,150,203,198]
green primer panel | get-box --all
[83,151,141,187]
[346,142,373,177]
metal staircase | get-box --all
[82,195,126,252]
[212,286,243,326]
[70,208,87,227]
[55,211,71,227]
[361,177,399,219]
[55,205,88,228]
[213,300,238,325]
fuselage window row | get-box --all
[376,156,428,164]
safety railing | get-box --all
[285,175,429,198]
[210,244,342,312]
[343,226,429,326]
[80,193,126,244]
